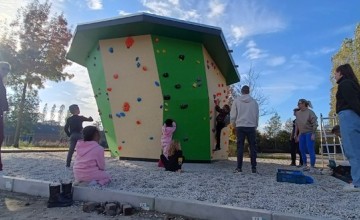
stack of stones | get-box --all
[83,201,133,216]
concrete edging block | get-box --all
[155,197,272,220]
[73,186,155,210]
[0,176,15,191]
[272,212,332,220]
[11,177,51,197]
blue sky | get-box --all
[1,0,360,129]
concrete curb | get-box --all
[0,176,329,220]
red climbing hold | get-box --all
[217,92,222,97]
[136,120,141,125]
[125,37,134,48]
[107,88,112,92]
[118,146,122,151]
[142,66,148,71]
[123,102,130,112]
[113,73,119,79]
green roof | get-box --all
[67,13,240,85]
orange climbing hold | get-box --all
[136,120,141,125]
[125,37,134,48]
[118,146,122,151]
[107,88,112,92]
[123,102,130,112]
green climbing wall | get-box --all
[152,36,211,161]
[85,45,118,156]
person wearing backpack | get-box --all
[213,99,230,151]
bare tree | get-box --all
[57,104,65,124]
[41,103,48,122]
[50,104,56,122]
[229,66,272,116]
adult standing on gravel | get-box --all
[230,85,259,174]
[334,63,360,192]
[294,99,318,172]
[0,62,10,173]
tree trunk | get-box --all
[13,82,27,148]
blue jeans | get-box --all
[299,132,316,167]
[236,127,257,169]
[338,110,360,187]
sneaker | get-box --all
[290,163,296,166]
[233,168,242,173]
[343,184,360,192]
[296,164,304,168]
[303,166,310,171]
[251,168,257,174]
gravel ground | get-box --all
[2,152,360,220]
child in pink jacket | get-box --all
[73,126,111,186]
[161,119,176,158]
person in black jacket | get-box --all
[334,63,360,192]
[64,104,93,167]
[0,62,10,173]
[213,99,230,151]
[289,108,303,166]
[160,140,184,172]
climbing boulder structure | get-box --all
[67,13,239,162]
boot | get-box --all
[61,182,73,201]
[47,183,73,208]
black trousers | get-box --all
[215,122,225,149]
[290,139,303,165]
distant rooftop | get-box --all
[67,13,240,85]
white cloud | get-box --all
[139,0,286,45]
[87,0,103,10]
[118,10,131,16]
[208,0,226,18]
[0,0,30,21]
[242,40,268,60]
[305,47,337,56]
[266,56,286,67]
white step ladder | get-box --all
[319,114,348,168]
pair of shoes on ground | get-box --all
[233,168,257,174]
[343,183,360,192]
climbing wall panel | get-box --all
[85,45,118,156]
[202,47,230,160]
[152,36,211,161]
[100,35,163,160]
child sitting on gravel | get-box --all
[73,126,111,186]
[158,119,176,167]
[160,140,185,172]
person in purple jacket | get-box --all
[73,126,111,186]
[161,119,176,158]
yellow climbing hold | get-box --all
[192,83,197,88]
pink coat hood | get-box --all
[74,141,105,171]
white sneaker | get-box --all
[343,184,360,192]
[303,166,310,171]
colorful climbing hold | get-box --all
[155,38,159,42]
[125,37,134,48]
[154,81,160,87]
[122,141,125,144]
[109,114,112,119]
[116,112,126,118]
[113,73,119,79]
[142,66,148,71]
[123,102,130,112]
[192,83,197,88]
[183,137,189,142]
[178,55,185,61]
[136,62,141,68]
[137,97,142,102]
[149,137,154,140]
[164,95,171,100]
[107,88,112,92]
[136,120,141,125]
[162,49,166,53]
[160,105,163,109]
[156,50,160,53]
[175,84,181,89]
[118,146,122,151]
[163,72,169,78]
[196,60,200,64]
[135,57,139,61]
[164,103,168,106]
[180,104,188,109]
[109,47,114,53]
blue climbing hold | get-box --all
[137,97,142,102]
[155,81,160,87]
[116,112,126,118]
[109,47,114,53]
[136,62,141,68]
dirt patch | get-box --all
[0,190,191,220]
